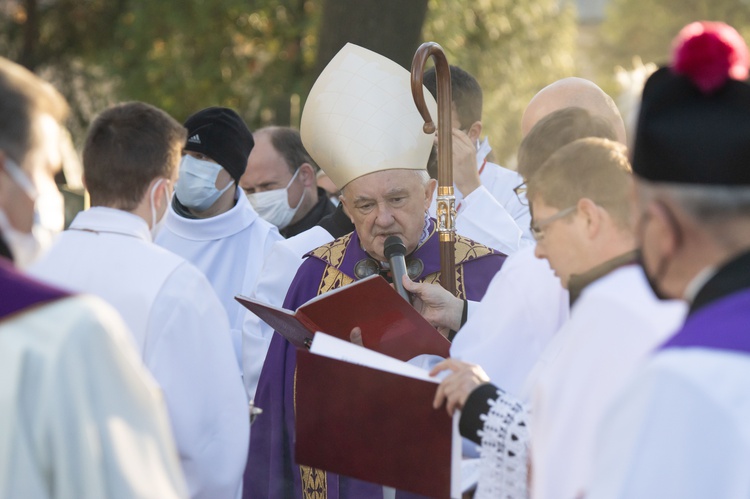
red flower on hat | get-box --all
[672,21,750,94]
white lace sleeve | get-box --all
[475,387,530,499]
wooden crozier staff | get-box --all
[410,42,456,295]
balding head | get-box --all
[521,77,626,144]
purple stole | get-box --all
[0,258,69,321]
[244,223,505,499]
[660,287,750,356]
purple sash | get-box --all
[660,288,750,356]
[0,258,69,321]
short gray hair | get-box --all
[341,169,430,196]
[639,181,750,222]
[638,180,750,249]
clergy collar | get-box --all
[689,249,750,315]
[165,189,260,240]
[567,250,639,306]
[68,207,152,242]
[171,188,240,220]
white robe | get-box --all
[528,265,686,499]
[241,225,334,400]
[429,138,533,255]
[588,349,750,499]
[0,292,187,499]
[30,207,248,499]
[156,192,282,365]
[451,245,569,398]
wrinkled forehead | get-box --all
[343,169,423,197]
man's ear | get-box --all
[466,121,483,143]
[299,163,316,187]
[649,201,681,257]
[578,198,601,238]
[425,178,437,208]
[340,196,354,222]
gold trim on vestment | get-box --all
[296,231,495,495]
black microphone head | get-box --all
[383,235,406,259]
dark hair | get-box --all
[517,107,617,179]
[0,57,68,167]
[83,102,186,210]
[527,137,633,227]
[423,65,482,129]
[258,126,319,175]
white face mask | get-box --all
[149,178,171,240]
[246,168,306,229]
[174,155,233,212]
[0,158,64,268]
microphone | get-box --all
[384,235,410,302]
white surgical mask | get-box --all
[175,155,233,211]
[247,168,305,229]
[0,158,64,268]
[149,178,170,240]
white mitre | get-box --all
[300,43,438,189]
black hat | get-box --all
[183,107,254,183]
[632,22,750,186]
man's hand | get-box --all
[349,327,364,346]
[430,358,490,416]
[402,274,464,332]
[452,128,481,197]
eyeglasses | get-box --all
[513,181,528,206]
[530,205,577,241]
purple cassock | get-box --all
[660,251,750,357]
[0,258,69,321]
[244,219,506,499]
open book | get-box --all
[296,333,461,498]
[235,274,450,361]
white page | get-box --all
[309,332,438,383]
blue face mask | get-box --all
[175,155,233,211]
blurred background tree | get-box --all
[1,0,579,165]
[423,0,577,163]
[600,0,750,69]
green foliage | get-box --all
[99,0,319,126]
[423,0,578,164]
[2,0,578,161]
[600,0,750,71]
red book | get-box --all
[295,334,461,498]
[235,274,450,361]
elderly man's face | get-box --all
[341,169,436,262]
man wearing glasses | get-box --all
[427,138,685,498]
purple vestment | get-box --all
[660,288,750,356]
[0,257,69,321]
[244,221,505,498]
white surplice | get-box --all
[0,292,187,499]
[156,192,282,365]
[451,245,569,398]
[588,349,750,499]
[30,207,248,499]
[429,138,533,255]
[528,265,685,499]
